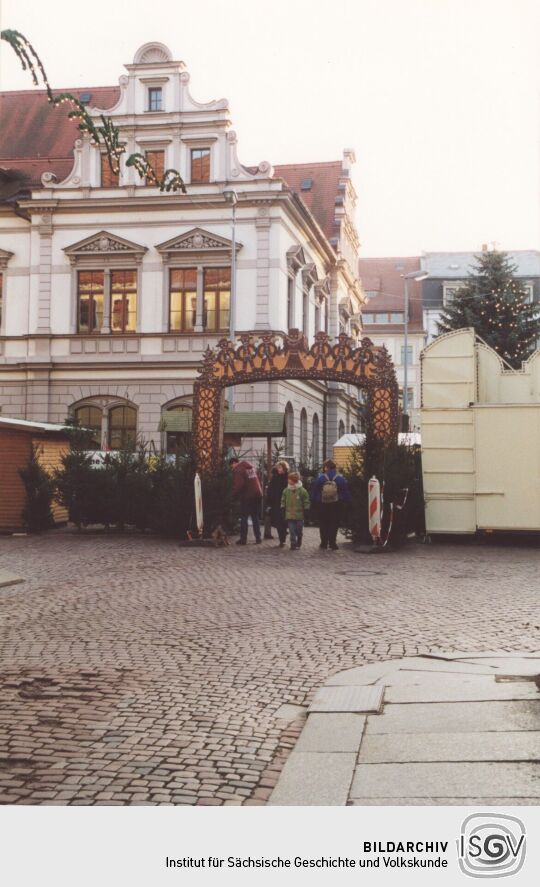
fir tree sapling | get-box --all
[437,249,540,368]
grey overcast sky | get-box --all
[1,0,540,257]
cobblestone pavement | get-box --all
[0,528,539,806]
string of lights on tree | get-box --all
[437,250,540,368]
[0,29,187,193]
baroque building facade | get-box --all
[0,42,365,462]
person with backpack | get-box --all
[230,457,263,545]
[312,458,352,550]
[280,471,310,550]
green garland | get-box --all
[1,29,186,192]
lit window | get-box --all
[203,268,230,331]
[191,148,210,183]
[170,268,197,332]
[101,153,119,187]
[148,87,162,111]
[109,405,137,450]
[145,150,165,185]
[111,270,137,333]
[78,270,104,333]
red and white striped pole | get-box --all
[368,476,381,543]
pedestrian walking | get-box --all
[230,457,263,545]
[280,471,310,550]
[266,461,289,547]
[312,458,351,550]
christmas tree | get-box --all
[437,250,540,368]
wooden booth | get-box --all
[0,417,70,532]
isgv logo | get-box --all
[458,813,526,878]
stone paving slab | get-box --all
[381,659,500,676]
[350,762,540,799]
[365,701,540,734]
[349,798,540,806]
[430,651,540,660]
[358,731,540,763]
[459,660,540,676]
[295,714,366,753]
[268,752,356,806]
[0,571,24,589]
[309,685,384,713]
[325,662,400,686]
[385,678,539,704]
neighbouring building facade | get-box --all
[421,249,540,342]
[0,42,365,464]
[357,256,424,428]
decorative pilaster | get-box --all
[102,268,111,333]
[254,207,271,330]
[195,265,204,332]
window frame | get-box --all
[108,404,138,451]
[400,344,413,366]
[144,149,165,185]
[190,147,211,183]
[77,269,105,334]
[203,267,231,332]
[147,87,163,112]
[169,268,198,333]
[110,269,138,334]
[100,152,120,187]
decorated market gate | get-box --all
[193,329,399,472]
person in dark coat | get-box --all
[230,457,263,545]
[266,460,289,547]
[311,459,352,550]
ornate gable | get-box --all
[64,231,147,265]
[155,228,242,262]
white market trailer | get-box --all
[421,328,540,534]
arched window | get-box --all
[351,424,357,434]
[285,402,294,456]
[300,409,308,463]
[74,405,102,449]
[312,413,320,466]
[109,405,137,450]
[338,419,345,440]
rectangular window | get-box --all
[190,148,210,183]
[101,153,119,187]
[170,268,197,332]
[362,313,375,323]
[389,312,404,323]
[522,282,534,303]
[148,87,162,111]
[203,267,230,331]
[145,150,165,184]
[0,274,3,329]
[400,345,413,365]
[111,270,137,333]
[443,282,465,306]
[78,270,104,333]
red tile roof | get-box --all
[273,161,343,243]
[358,256,424,331]
[0,87,120,186]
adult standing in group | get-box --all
[230,457,263,545]
[312,458,351,550]
[266,460,289,547]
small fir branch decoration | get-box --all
[1,29,187,192]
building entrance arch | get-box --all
[193,329,398,472]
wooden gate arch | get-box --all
[193,329,399,472]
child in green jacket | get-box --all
[280,472,310,550]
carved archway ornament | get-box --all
[193,329,399,472]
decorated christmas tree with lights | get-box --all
[437,249,540,368]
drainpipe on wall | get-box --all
[322,385,328,461]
